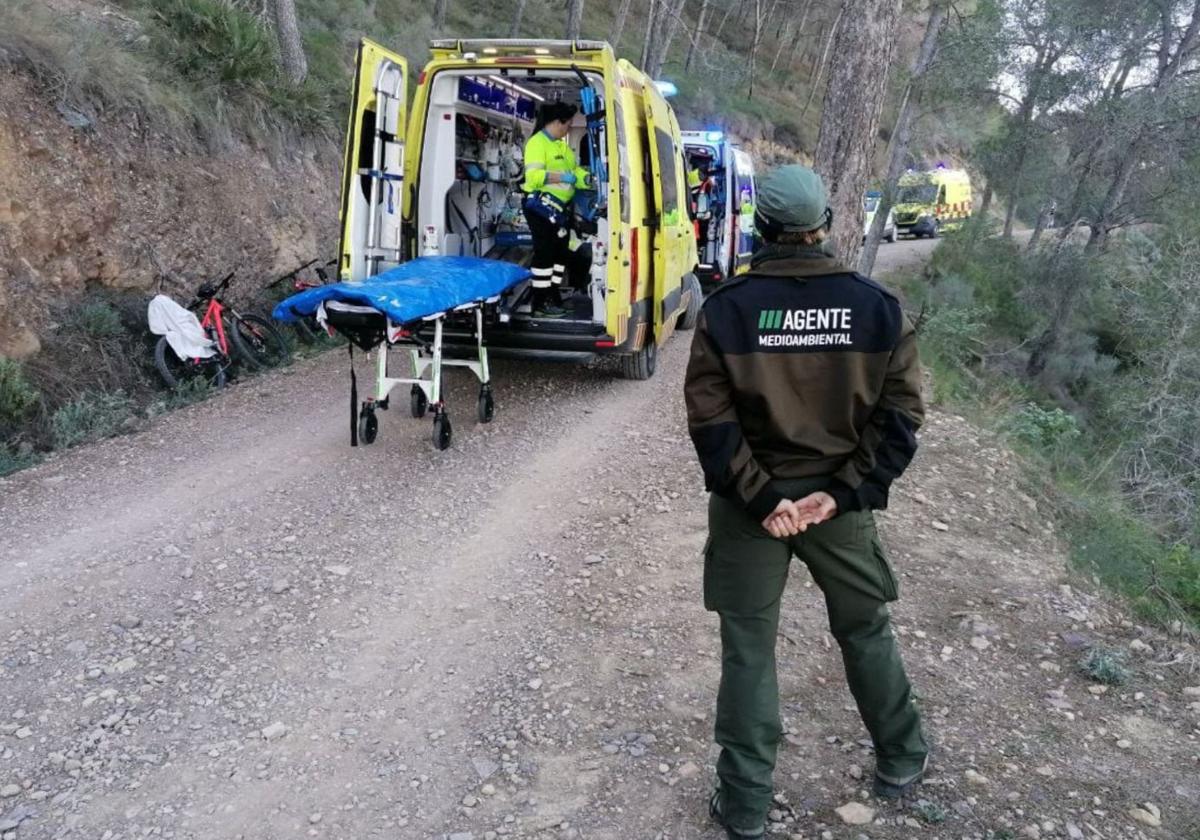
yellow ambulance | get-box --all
[893,166,973,238]
[338,38,700,379]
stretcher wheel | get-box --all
[433,414,453,450]
[410,385,428,418]
[477,388,495,424]
[358,406,378,445]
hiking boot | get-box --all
[873,756,929,799]
[709,789,765,840]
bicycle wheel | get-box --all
[231,314,291,370]
[154,337,227,390]
[293,316,323,345]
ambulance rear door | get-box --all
[339,39,409,282]
[640,82,687,342]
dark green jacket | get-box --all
[684,244,924,520]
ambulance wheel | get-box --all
[433,413,453,450]
[930,220,942,239]
[410,385,428,418]
[358,406,378,445]
[477,388,495,424]
[620,340,657,380]
[677,273,702,331]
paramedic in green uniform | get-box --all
[523,102,589,318]
[685,165,929,839]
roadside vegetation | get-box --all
[902,218,1200,629]
[0,290,328,477]
[0,0,975,156]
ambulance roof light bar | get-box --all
[430,39,610,58]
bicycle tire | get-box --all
[231,314,291,370]
[154,337,227,390]
[293,316,323,345]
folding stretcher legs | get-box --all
[356,305,494,451]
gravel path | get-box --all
[2,239,1197,840]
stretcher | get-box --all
[273,256,530,450]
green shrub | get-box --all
[50,391,136,449]
[149,0,277,88]
[913,800,947,824]
[918,306,987,368]
[1007,403,1081,450]
[1079,647,1130,686]
[150,377,217,413]
[70,301,126,339]
[0,444,41,477]
[0,358,40,426]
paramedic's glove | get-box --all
[558,172,577,185]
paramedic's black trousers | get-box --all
[705,478,928,831]
[523,208,570,295]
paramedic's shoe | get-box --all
[533,303,567,319]
[873,756,928,800]
[709,790,765,840]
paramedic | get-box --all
[684,165,929,840]
[523,102,589,318]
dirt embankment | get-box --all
[0,71,341,358]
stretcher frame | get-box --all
[348,295,500,451]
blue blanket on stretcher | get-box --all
[272,256,530,325]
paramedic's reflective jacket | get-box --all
[684,244,925,520]
[523,130,590,204]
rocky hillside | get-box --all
[0,70,339,359]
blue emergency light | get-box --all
[655,80,679,98]
[705,131,724,142]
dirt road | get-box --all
[2,239,1197,840]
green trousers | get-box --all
[704,478,927,831]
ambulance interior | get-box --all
[416,68,612,327]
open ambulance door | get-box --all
[641,83,686,344]
[339,40,409,282]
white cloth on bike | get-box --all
[147,294,217,360]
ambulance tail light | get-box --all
[630,228,640,302]
[594,339,616,348]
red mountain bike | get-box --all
[154,272,290,390]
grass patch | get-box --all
[50,391,137,450]
[149,377,219,414]
[0,444,42,478]
[913,800,947,824]
[1079,646,1130,686]
[0,358,40,430]
[69,301,126,340]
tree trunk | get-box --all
[565,0,584,39]
[769,17,793,73]
[859,0,947,276]
[782,0,811,79]
[511,0,529,36]
[1003,45,1057,239]
[611,0,635,48]
[265,0,308,85]
[748,0,764,98]
[640,0,657,70]
[813,0,903,268]
[685,0,710,71]
[433,0,449,31]
[800,8,842,117]
[648,0,687,77]
[979,181,993,215]
[1085,136,1141,253]
[715,0,739,38]
[1025,204,1051,252]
